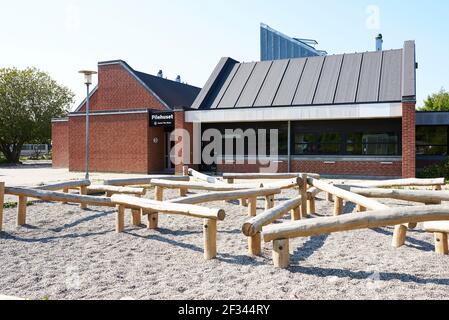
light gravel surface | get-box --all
[1,187,448,300]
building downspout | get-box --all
[287,121,292,173]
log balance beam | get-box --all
[262,205,449,268]
[2,187,113,228]
[103,175,189,187]
[111,194,225,260]
[36,179,91,209]
[87,185,146,197]
[356,178,445,189]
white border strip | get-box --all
[185,103,402,123]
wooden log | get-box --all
[188,168,224,184]
[169,187,282,205]
[131,195,141,226]
[179,188,187,197]
[182,166,189,177]
[434,233,448,255]
[87,185,146,196]
[242,197,302,237]
[104,175,190,187]
[227,178,234,184]
[240,198,248,207]
[291,207,301,221]
[111,195,226,221]
[357,178,445,188]
[80,186,88,209]
[327,192,334,202]
[222,172,321,180]
[62,187,69,204]
[265,195,275,210]
[150,179,262,192]
[334,197,344,216]
[154,186,164,201]
[307,178,389,211]
[203,219,217,260]
[4,187,114,207]
[247,197,261,256]
[36,179,91,191]
[307,198,316,215]
[300,174,308,218]
[435,185,443,191]
[272,239,290,269]
[265,178,302,190]
[307,187,322,200]
[0,182,4,232]
[147,211,159,230]
[422,221,449,233]
[356,205,367,212]
[392,225,408,248]
[17,196,27,226]
[348,187,447,205]
[116,205,125,233]
[262,205,449,242]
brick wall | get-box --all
[51,121,69,168]
[77,63,167,112]
[216,160,402,177]
[402,102,416,178]
[68,113,152,173]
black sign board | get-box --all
[150,111,174,127]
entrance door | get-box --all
[165,131,175,172]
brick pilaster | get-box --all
[402,102,416,178]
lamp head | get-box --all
[78,70,97,85]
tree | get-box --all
[419,88,449,112]
[0,68,74,163]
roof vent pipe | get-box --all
[157,70,163,78]
[376,34,383,51]
[175,75,181,83]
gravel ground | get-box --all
[0,187,448,300]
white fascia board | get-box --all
[185,103,403,123]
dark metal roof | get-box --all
[191,41,416,110]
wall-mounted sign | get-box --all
[150,111,174,127]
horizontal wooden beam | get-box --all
[188,168,224,185]
[357,178,445,188]
[4,187,114,207]
[222,172,321,180]
[150,179,262,191]
[87,185,146,196]
[307,178,389,211]
[263,205,449,242]
[168,187,282,205]
[242,197,302,237]
[35,179,91,191]
[111,195,225,221]
[103,175,189,187]
[348,187,447,204]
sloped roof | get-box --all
[191,41,416,110]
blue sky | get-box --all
[1,0,448,109]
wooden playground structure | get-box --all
[1,169,448,268]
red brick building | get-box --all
[52,60,200,173]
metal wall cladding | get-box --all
[217,62,256,108]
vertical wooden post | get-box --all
[17,196,27,226]
[434,232,448,255]
[408,222,418,229]
[356,205,367,213]
[116,205,125,233]
[62,187,69,204]
[180,188,187,197]
[240,198,248,207]
[327,193,334,202]
[203,219,217,260]
[155,186,164,202]
[307,198,316,216]
[435,185,442,191]
[80,186,87,209]
[0,182,4,232]
[392,225,408,248]
[106,191,113,197]
[265,195,274,210]
[227,178,234,184]
[291,207,301,221]
[182,165,189,177]
[300,174,308,218]
[248,197,261,256]
[334,197,343,216]
[147,211,159,230]
[272,239,290,269]
[131,195,142,226]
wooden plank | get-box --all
[262,205,449,242]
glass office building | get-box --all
[260,23,327,61]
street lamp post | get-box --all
[79,70,97,180]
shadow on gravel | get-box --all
[49,210,115,233]
[124,231,204,254]
[1,230,112,243]
[370,227,434,252]
[291,234,330,264]
[289,265,449,286]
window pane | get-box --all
[346,132,399,155]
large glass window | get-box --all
[416,126,448,156]
[347,133,399,156]
[294,133,342,155]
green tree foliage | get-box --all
[0,68,74,163]
[419,88,449,112]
